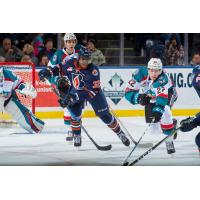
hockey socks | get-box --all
[108,117,130,146]
[71,119,81,147]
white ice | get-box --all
[0,117,199,166]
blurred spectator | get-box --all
[39,54,49,67]
[39,38,56,60]
[22,43,38,65]
[164,36,184,66]
[87,39,105,66]
[0,38,23,61]
[21,55,33,63]
[32,34,44,57]
[0,56,5,62]
[190,53,200,66]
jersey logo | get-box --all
[72,73,85,90]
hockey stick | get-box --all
[44,78,112,151]
[127,127,180,166]
[122,119,154,166]
[81,125,112,151]
[108,106,153,148]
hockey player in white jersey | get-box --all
[48,33,82,141]
[0,67,44,133]
[125,58,178,154]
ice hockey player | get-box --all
[125,58,178,154]
[180,64,200,151]
[191,64,200,98]
[0,67,44,133]
[48,33,82,141]
[39,47,130,147]
[180,113,200,152]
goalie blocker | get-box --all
[0,67,44,133]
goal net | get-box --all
[0,62,35,124]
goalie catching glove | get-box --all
[18,83,37,99]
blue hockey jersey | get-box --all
[51,58,101,102]
[192,65,200,98]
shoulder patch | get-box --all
[157,76,166,85]
[67,67,73,72]
[92,69,98,76]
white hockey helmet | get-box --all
[147,58,163,70]
[64,33,77,42]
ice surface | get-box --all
[0,117,199,166]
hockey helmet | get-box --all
[64,33,77,42]
[147,58,162,70]
[78,47,91,60]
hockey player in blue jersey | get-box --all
[179,64,200,151]
[125,58,178,154]
[180,113,200,152]
[48,33,82,141]
[39,47,130,147]
[191,65,200,98]
[40,48,130,147]
[0,67,44,133]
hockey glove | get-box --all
[56,76,71,94]
[58,97,72,108]
[38,68,52,82]
[180,117,197,132]
[18,83,37,99]
[152,105,164,123]
[58,93,79,108]
[138,93,151,106]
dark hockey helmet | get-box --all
[78,47,91,61]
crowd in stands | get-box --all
[0,33,199,67]
[140,33,185,66]
[0,33,106,67]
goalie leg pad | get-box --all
[4,98,45,133]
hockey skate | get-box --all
[117,131,130,146]
[66,131,74,141]
[165,140,175,154]
[74,134,82,147]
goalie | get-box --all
[0,67,45,133]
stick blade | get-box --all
[97,144,112,151]
[122,162,129,166]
